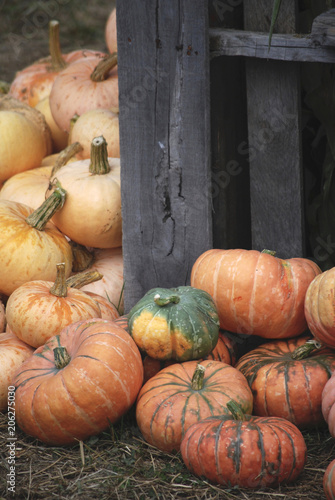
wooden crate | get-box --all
[116,0,335,311]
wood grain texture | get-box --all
[244,0,305,258]
[311,9,335,46]
[116,0,212,311]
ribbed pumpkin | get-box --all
[5,263,103,348]
[105,8,117,54]
[0,332,34,411]
[136,360,253,452]
[324,459,335,500]
[180,401,307,489]
[305,267,335,349]
[191,248,321,338]
[235,334,335,429]
[322,371,335,438]
[0,190,72,297]
[113,315,129,332]
[13,318,143,445]
[128,286,220,362]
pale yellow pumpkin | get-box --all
[35,96,69,153]
[47,136,122,249]
[105,9,117,54]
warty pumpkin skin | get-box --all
[235,334,335,429]
[191,248,321,339]
[305,267,335,349]
[136,360,253,452]
[180,405,307,489]
[0,332,34,412]
[0,198,73,297]
[128,286,220,362]
[13,318,144,445]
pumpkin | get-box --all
[0,96,52,184]
[191,248,321,338]
[46,136,122,249]
[128,286,220,362]
[0,187,73,297]
[70,243,124,313]
[105,9,117,54]
[324,459,335,500]
[0,332,34,412]
[35,96,69,152]
[235,334,335,429]
[180,400,307,489]
[136,360,253,452]
[49,53,118,133]
[5,263,104,348]
[0,299,5,333]
[0,142,81,210]
[69,108,120,159]
[305,267,335,349]
[13,318,143,445]
[322,371,335,438]
[9,20,105,108]
[113,315,129,332]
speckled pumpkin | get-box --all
[128,286,220,362]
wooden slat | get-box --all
[244,0,305,258]
[116,0,212,311]
[311,8,335,46]
[209,28,335,63]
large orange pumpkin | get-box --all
[191,248,321,338]
[136,360,253,452]
[13,318,143,445]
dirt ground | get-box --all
[0,0,115,84]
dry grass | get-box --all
[1,407,335,500]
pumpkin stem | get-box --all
[49,263,68,297]
[89,136,110,175]
[261,249,277,256]
[54,345,71,369]
[191,364,206,390]
[291,339,322,360]
[50,141,83,178]
[66,270,103,289]
[154,293,180,306]
[69,241,95,272]
[0,81,10,95]
[25,182,67,231]
[90,52,117,82]
[48,20,67,72]
[226,400,246,421]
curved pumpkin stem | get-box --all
[50,141,83,178]
[90,52,117,82]
[291,339,322,360]
[25,182,67,231]
[49,263,68,297]
[261,249,277,256]
[66,269,103,289]
[226,400,246,421]
[191,364,206,390]
[53,346,71,369]
[154,293,180,306]
[48,20,67,72]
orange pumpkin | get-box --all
[9,20,105,107]
[305,267,335,349]
[5,263,103,348]
[136,360,253,452]
[49,53,118,133]
[324,459,335,500]
[0,332,34,411]
[13,318,143,445]
[191,248,321,339]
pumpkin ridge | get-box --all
[14,368,57,389]
[29,384,55,443]
[214,419,226,482]
[269,422,299,482]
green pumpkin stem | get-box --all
[191,364,206,390]
[51,141,83,177]
[25,182,67,231]
[48,20,67,72]
[291,339,322,360]
[49,263,67,297]
[89,136,110,175]
[54,346,71,369]
[154,293,180,306]
[70,241,95,273]
[0,81,10,94]
[66,270,103,289]
[261,249,277,256]
[226,400,246,421]
[90,52,117,82]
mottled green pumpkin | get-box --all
[128,286,220,361]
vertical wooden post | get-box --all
[116,0,212,311]
[244,0,305,257]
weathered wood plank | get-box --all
[116,0,212,311]
[244,0,305,258]
[209,28,335,63]
[311,9,335,46]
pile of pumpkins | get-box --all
[2,8,335,499]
